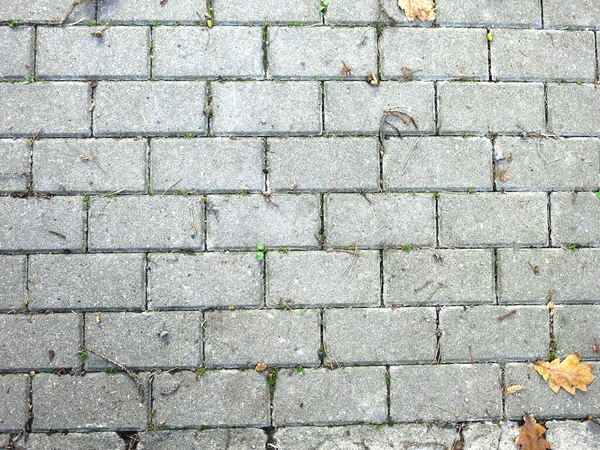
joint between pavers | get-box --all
[543,83,549,133]
[486,27,492,82]
[547,191,553,247]
[149,25,155,81]
[433,306,442,364]
[379,249,385,307]
[433,81,439,136]
[594,32,599,85]
[144,253,150,311]
[262,24,269,79]
[493,248,499,305]
[539,0,545,29]
[205,81,213,136]
[500,362,507,421]
[385,365,392,425]
[262,137,269,192]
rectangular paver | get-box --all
[0,0,94,23]
[547,84,600,135]
[0,27,33,80]
[0,375,29,432]
[97,0,206,24]
[138,429,266,450]
[325,0,386,24]
[24,432,126,450]
[212,0,320,24]
[551,192,600,246]
[29,253,145,311]
[543,0,600,29]
[545,420,600,450]
[436,0,541,27]
[554,305,600,360]
[0,255,26,311]
[0,139,29,193]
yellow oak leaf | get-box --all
[398,0,436,22]
[515,414,551,450]
[534,353,594,395]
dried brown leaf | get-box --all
[397,0,436,22]
[515,414,551,450]
[534,353,594,395]
[506,384,526,395]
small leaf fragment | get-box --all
[255,363,268,372]
[397,0,436,22]
[515,414,551,450]
[506,384,526,395]
[534,353,594,395]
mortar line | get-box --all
[149,25,155,80]
[94,0,99,22]
[203,195,208,252]
[144,253,150,311]
[433,81,439,135]
[547,191,553,247]
[81,312,86,372]
[263,137,269,192]
[147,137,152,194]
[548,301,556,360]
[201,310,206,368]
[319,193,325,245]
[433,306,442,364]
[434,195,440,248]
[89,81,96,137]
[320,81,325,136]
[500,363,507,420]
[385,365,392,424]
[595,31,599,85]
[262,23,269,79]
[28,138,34,196]
[262,252,267,308]
[206,81,212,136]
[148,373,155,430]
[84,199,90,253]
[379,249,385,307]
[543,82,549,133]
[493,248,499,305]
[486,27,492,81]
[32,25,38,79]
[376,24,382,80]
[491,136,497,192]
[24,254,30,312]
[539,0,545,29]
[319,308,325,366]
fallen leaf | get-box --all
[534,353,594,395]
[398,0,436,22]
[515,414,551,450]
[506,384,526,394]
[255,363,268,372]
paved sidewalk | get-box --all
[1,1,600,449]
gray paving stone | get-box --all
[268,137,380,192]
[273,367,387,426]
[0,434,9,447]
[93,81,207,137]
[438,82,545,134]
[97,0,206,24]
[491,29,596,82]
[206,194,320,250]
[548,84,600,135]
[32,373,148,431]
[275,424,458,449]
[545,420,600,450]
[29,253,145,311]
[505,362,600,419]
[436,0,541,27]
[324,193,436,248]
[138,429,266,450]
[211,81,321,136]
[383,137,493,191]
[554,305,600,360]
[383,249,494,306]
[212,0,320,24]
[0,196,86,253]
[0,27,33,80]
[462,422,520,450]
[495,137,600,191]
[390,364,502,422]
[0,139,29,193]
[324,81,435,135]
[497,248,600,304]
[382,28,488,81]
[551,192,600,246]
[438,193,548,247]
[150,138,264,194]
[86,311,201,370]
[148,252,262,309]
[266,250,380,308]
[0,255,26,311]
[153,26,263,80]
[0,313,80,371]
[89,196,204,251]
[152,370,269,428]
[324,0,382,24]
[23,432,126,450]
[0,0,94,24]
[205,309,320,367]
[0,374,29,432]
[268,27,377,79]
[439,306,549,362]
[36,26,150,80]
[0,82,91,138]
[544,0,600,29]
[324,307,437,364]
[33,138,148,194]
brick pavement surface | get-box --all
[1,1,599,448]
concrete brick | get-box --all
[390,364,502,421]
[384,249,494,306]
[554,305,600,360]
[436,0,541,27]
[152,370,269,427]
[498,248,600,304]
[0,197,86,253]
[0,140,29,194]
[266,250,380,308]
[0,27,33,80]
[0,1,94,24]
[211,81,321,136]
[551,192,600,246]
[324,308,437,364]
[268,137,380,192]
[0,375,29,432]
[148,252,262,309]
[153,26,263,79]
[275,424,458,449]
[33,138,147,194]
[0,255,26,311]
[491,30,596,82]
[32,373,148,431]
[206,194,319,250]
[548,84,600,135]
[324,193,436,248]
[382,28,488,81]
[0,314,80,371]
[89,196,204,251]
[94,81,207,137]
[212,0,320,24]
[36,26,150,80]
[438,82,545,134]
[273,367,387,426]
[544,0,600,29]
[545,420,600,450]
[463,422,520,450]
[495,137,600,191]
[438,193,548,247]
[29,253,145,311]
[324,0,383,24]
[204,309,320,367]
[383,137,493,191]
[150,138,264,194]
[138,429,266,450]
[86,311,201,370]
[505,362,600,419]
[324,81,435,135]
[97,0,206,24]
[23,432,126,450]
[268,27,377,79]
[0,82,90,138]
[440,306,549,362]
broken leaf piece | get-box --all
[515,414,551,450]
[506,384,526,395]
[398,0,436,22]
[534,353,594,395]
